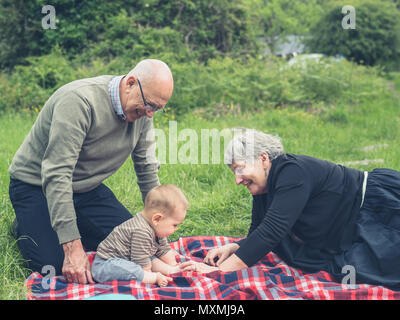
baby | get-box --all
[91,184,188,286]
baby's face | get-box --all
[154,207,186,238]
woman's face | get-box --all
[230,153,271,195]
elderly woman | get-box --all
[182,128,400,289]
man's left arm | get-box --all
[131,118,160,202]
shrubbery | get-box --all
[81,10,195,65]
[306,0,400,69]
[0,48,390,116]
[0,0,256,69]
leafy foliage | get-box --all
[306,1,400,69]
[246,0,325,53]
[0,0,257,69]
[0,49,390,116]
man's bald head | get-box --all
[127,59,174,101]
[120,59,174,121]
[128,59,173,85]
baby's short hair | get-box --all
[144,184,188,216]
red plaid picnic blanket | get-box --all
[25,235,400,300]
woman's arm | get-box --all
[217,253,248,272]
[203,243,239,266]
[180,243,245,273]
[180,253,247,273]
[234,164,312,267]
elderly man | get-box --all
[8,59,174,284]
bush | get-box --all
[0,0,121,69]
[0,0,258,69]
[0,49,391,116]
[306,1,400,69]
[114,0,258,61]
[169,55,390,116]
[80,10,196,65]
[0,47,76,112]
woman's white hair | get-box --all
[224,128,284,166]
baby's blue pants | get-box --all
[91,254,145,283]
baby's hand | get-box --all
[156,272,172,287]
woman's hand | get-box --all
[203,243,239,266]
[179,261,219,273]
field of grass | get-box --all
[0,84,399,299]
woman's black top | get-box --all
[235,153,364,267]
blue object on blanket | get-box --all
[84,293,136,300]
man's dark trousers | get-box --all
[9,177,133,276]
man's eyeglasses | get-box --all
[137,79,165,114]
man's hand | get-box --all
[62,239,94,284]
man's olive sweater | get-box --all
[9,76,160,244]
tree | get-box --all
[0,0,45,69]
[0,0,258,69]
[245,0,324,54]
[306,0,400,69]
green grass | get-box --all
[0,84,399,299]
